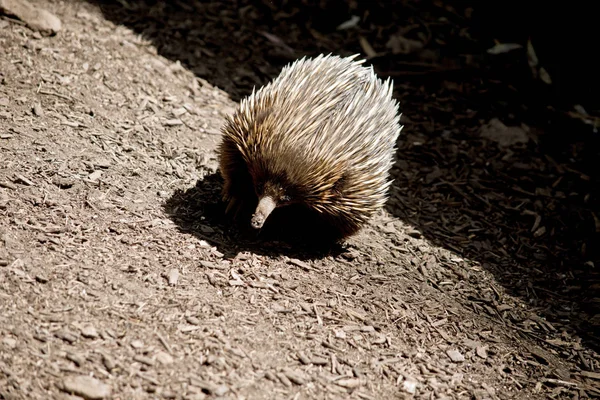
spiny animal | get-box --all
[218,54,402,240]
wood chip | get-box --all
[276,372,292,387]
[14,174,34,186]
[133,354,154,366]
[335,378,362,388]
[163,119,183,126]
[0,181,17,190]
[580,371,600,380]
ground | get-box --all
[1,1,600,399]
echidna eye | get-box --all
[280,194,291,203]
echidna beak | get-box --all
[251,196,276,229]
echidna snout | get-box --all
[250,196,277,229]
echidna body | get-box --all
[218,54,402,239]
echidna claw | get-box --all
[224,197,238,215]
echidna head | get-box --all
[250,175,298,229]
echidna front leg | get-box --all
[224,195,241,217]
[219,142,254,222]
[222,182,249,221]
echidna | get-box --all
[218,54,402,240]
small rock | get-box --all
[55,330,78,344]
[53,177,76,189]
[32,102,44,117]
[0,0,62,35]
[480,118,529,147]
[167,268,179,286]
[199,225,214,233]
[282,369,306,385]
[334,330,346,339]
[66,352,85,367]
[402,378,418,394]
[35,274,49,283]
[476,345,488,359]
[162,390,176,399]
[213,385,229,397]
[386,34,423,55]
[172,107,187,117]
[130,339,144,349]
[406,229,422,238]
[2,337,17,349]
[81,324,98,339]
[446,349,465,363]
[87,170,102,182]
[61,375,111,399]
[156,351,174,365]
[93,158,111,169]
[101,354,116,371]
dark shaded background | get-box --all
[86,0,600,351]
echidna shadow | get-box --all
[163,172,348,260]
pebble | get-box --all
[87,170,102,182]
[402,378,418,394]
[102,353,116,371]
[0,0,62,35]
[2,337,17,349]
[446,349,465,363]
[476,345,488,359]
[213,385,229,397]
[81,324,99,339]
[61,375,111,400]
[32,102,44,117]
[156,351,174,365]
[282,369,305,385]
[55,330,78,344]
[168,268,179,286]
[66,352,85,367]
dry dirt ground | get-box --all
[1,1,600,399]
